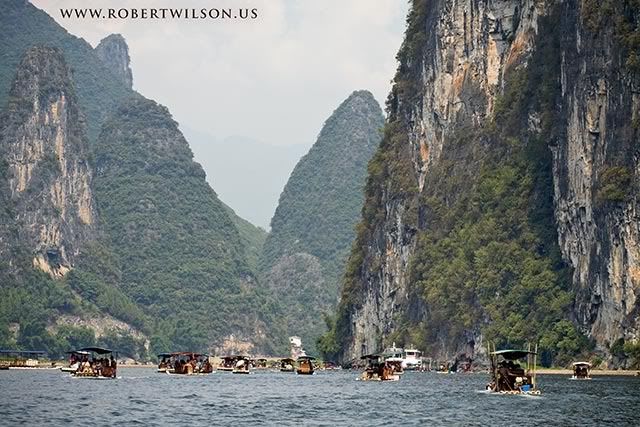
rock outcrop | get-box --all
[0,46,96,277]
[94,34,133,89]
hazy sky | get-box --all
[30,0,409,227]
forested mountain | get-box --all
[329,0,640,368]
[260,91,383,353]
[0,0,282,357]
[93,97,280,353]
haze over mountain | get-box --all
[31,0,407,149]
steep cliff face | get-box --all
[260,90,383,352]
[553,1,640,347]
[404,0,543,182]
[94,34,134,89]
[335,0,639,364]
[0,46,96,277]
[337,0,549,361]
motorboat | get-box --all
[232,356,251,374]
[165,352,214,375]
[218,356,237,372]
[403,347,423,370]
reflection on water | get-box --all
[1,369,639,426]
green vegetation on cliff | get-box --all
[0,1,281,357]
[261,90,383,353]
[224,204,267,274]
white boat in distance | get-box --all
[403,347,423,370]
[382,344,423,371]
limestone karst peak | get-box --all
[94,33,133,89]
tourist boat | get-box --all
[70,347,118,379]
[60,350,88,372]
[436,361,458,373]
[232,356,251,374]
[485,345,540,395]
[403,347,423,370]
[218,355,237,372]
[166,352,214,375]
[296,356,315,375]
[322,361,341,370]
[571,362,592,380]
[436,363,451,374]
[382,343,404,374]
[382,343,423,371]
[280,358,295,372]
[358,354,399,382]
[157,353,174,373]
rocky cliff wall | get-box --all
[553,1,640,346]
[338,0,547,361]
[0,46,96,277]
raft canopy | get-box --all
[572,361,592,367]
[297,356,316,361]
[490,349,537,360]
[76,347,114,355]
[280,358,295,363]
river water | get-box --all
[1,368,638,426]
